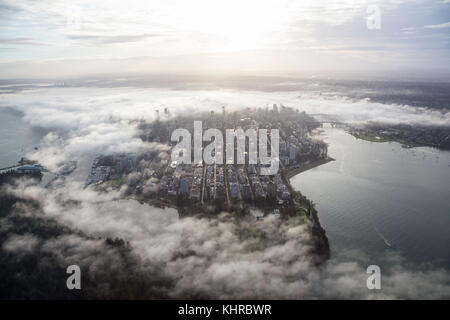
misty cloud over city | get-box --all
[1,83,449,299]
[2,176,450,299]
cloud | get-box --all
[424,22,450,29]
[3,233,40,253]
[3,178,319,298]
[0,37,51,46]
[1,0,449,78]
[66,33,159,45]
[3,179,450,299]
[309,254,450,299]
[0,86,173,170]
[0,84,448,169]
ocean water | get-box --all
[291,127,450,269]
[0,108,44,168]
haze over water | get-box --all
[0,108,44,169]
[291,126,450,269]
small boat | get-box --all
[374,226,391,247]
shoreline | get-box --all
[284,157,335,180]
[347,126,450,152]
[280,158,334,263]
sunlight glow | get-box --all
[173,0,292,52]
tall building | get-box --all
[289,146,297,162]
[230,182,239,199]
[267,181,277,200]
[180,177,189,196]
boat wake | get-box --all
[374,226,392,247]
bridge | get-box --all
[306,114,347,127]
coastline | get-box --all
[281,158,335,264]
[284,157,335,180]
[102,155,336,265]
[347,127,450,151]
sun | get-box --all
[176,0,291,52]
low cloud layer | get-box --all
[4,180,319,299]
[1,84,447,173]
[1,86,449,132]
[3,180,450,299]
[0,85,449,299]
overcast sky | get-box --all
[0,0,449,79]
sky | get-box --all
[0,0,449,79]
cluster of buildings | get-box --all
[85,105,329,213]
[157,162,292,206]
[85,153,137,187]
[246,165,290,204]
[277,120,328,167]
[16,163,46,174]
[227,165,249,200]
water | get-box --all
[290,127,450,269]
[0,108,44,168]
